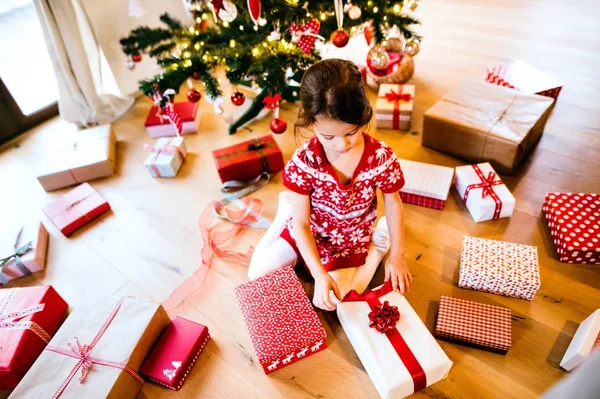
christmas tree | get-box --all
[120,0,420,134]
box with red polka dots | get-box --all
[542,193,600,264]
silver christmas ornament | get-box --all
[403,38,420,57]
[368,46,390,69]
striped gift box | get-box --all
[485,61,562,101]
[398,159,454,210]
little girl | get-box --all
[248,58,411,310]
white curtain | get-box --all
[33,0,134,128]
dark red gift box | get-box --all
[0,286,68,389]
[140,317,210,390]
[212,134,285,183]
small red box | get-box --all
[212,135,285,183]
[42,183,111,236]
[0,286,68,389]
[140,317,209,390]
[144,102,201,138]
[234,266,327,374]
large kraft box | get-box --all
[10,296,170,398]
[422,80,554,175]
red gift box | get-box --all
[234,267,327,374]
[543,192,600,264]
[42,183,111,236]
[140,317,210,390]
[0,286,68,389]
[144,102,201,138]
[212,135,285,183]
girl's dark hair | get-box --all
[296,58,372,134]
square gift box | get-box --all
[398,159,454,210]
[375,84,414,131]
[337,282,452,398]
[542,192,600,264]
[42,183,111,236]
[0,222,49,285]
[36,124,116,192]
[140,317,210,390]
[459,236,541,301]
[234,266,327,374]
[560,309,600,371]
[455,162,515,222]
[0,286,68,389]
[145,102,201,138]
[485,60,562,101]
[422,80,554,175]
[435,295,512,353]
[144,137,188,178]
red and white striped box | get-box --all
[144,102,201,138]
[398,159,454,210]
[542,192,600,264]
[435,296,512,353]
[485,61,562,101]
[459,236,541,301]
[560,309,600,371]
[234,267,327,374]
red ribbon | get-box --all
[463,164,504,220]
[263,94,282,110]
[342,281,427,393]
[379,86,413,130]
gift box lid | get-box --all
[376,84,415,114]
[436,295,512,352]
[145,102,199,127]
[486,61,562,95]
[399,159,454,200]
[140,317,209,390]
[234,267,326,365]
[0,222,49,285]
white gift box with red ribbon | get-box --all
[144,137,187,178]
[560,309,600,371]
[455,162,515,222]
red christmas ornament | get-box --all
[364,23,374,46]
[132,53,142,62]
[187,88,201,103]
[247,0,261,24]
[191,71,201,80]
[270,118,287,134]
[231,91,246,106]
[330,28,349,48]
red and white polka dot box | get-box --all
[542,193,600,264]
[234,267,327,375]
[459,236,541,301]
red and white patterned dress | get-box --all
[281,133,405,272]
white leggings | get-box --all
[248,192,391,301]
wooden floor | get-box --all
[2,0,600,398]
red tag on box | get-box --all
[0,286,68,389]
[140,317,209,391]
[42,183,111,236]
[144,102,201,138]
[212,135,285,183]
[234,267,327,374]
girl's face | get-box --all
[313,117,362,154]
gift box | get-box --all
[560,309,600,371]
[212,135,285,183]
[337,282,452,399]
[1,222,49,285]
[375,84,414,131]
[42,183,111,236]
[234,266,327,374]
[398,159,454,210]
[455,163,515,222]
[145,102,201,138]
[0,286,68,389]
[485,60,562,101]
[459,236,541,301]
[140,317,209,390]
[11,296,170,398]
[144,137,188,178]
[36,124,116,192]
[435,296,512,353]
[542,192,600,264]
[422,80,554,175]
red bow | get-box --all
[463,164,505,220]
[263,94,282,110]
[479,171,501,198]
[67,337,94,383]
[368,300,400,334]
[382,90,413,103]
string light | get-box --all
[194,43,200,50]
[320,12,326,20]
[262,42,267,47]
[217,78,222,83]
[171,63,178,70]
[393,4,401,13]
[195,30,200,35]
[230,39,236,48]
[383,16,387,21]
[183,60,192,67]
[200,41,205,46]
[182,43,188,49]
[183,51,191,58]
[367,1,373,6]
[254,25,259,31]
[223,21,229,27]
[252,48,260,56]
[239,25,244,31]
[373,6,379,12]
[202,54,208,61]
[202,13,208,20]
[188,27,195,33]
[196,17,201,23]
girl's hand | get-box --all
[313,272,342,311]
[385,253,412,294]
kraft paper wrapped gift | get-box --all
[485,60,562,101]
[144,137,188,178]
[337,282,453,399]
[36,125,116,192]
[398,159,454,210]
[560,309,600,371]
[145,102,201,138]
[375,84,414,131]
[0,222,49,285]
[10,296,170,399]
[422,80,554,175]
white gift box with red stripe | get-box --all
[144,137,187,178]
[398,159,454,210]
[560,309,600,371]
[455,163,515,222]
[144,102,201,138]
[337,282,452,399]
[485,61,562,101]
